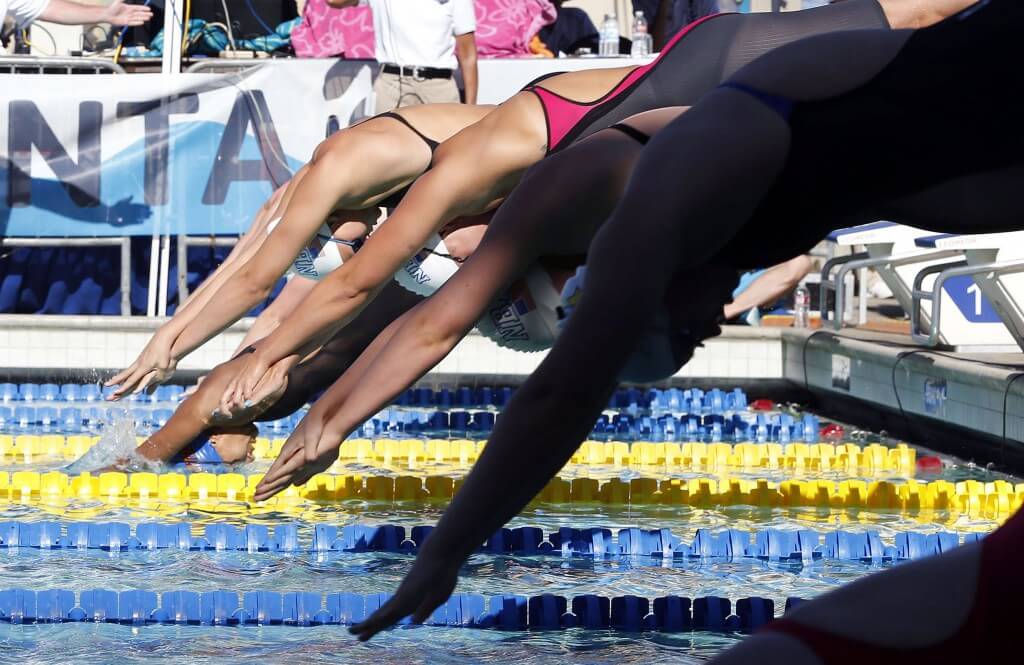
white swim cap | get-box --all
[476,265,562,352]
[558,266,683,383]
[394,233,460,297]
[266,218,351,281]
[290,223,347,281]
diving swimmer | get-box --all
[218,0,972,412]
[345,0,1024,640]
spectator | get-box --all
[633,0,719,50]
[475,0,555,58]
[537,0,595,55]
[291,0,375,59]
[328,0,479,109]
[2,0,151,31]
[723,256,814,325]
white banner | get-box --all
[0,56,648,237]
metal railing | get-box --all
[911,259,1024,349]
[819,248,963,332]
[176,235,239,305]
[0,237,132,315]
[184,59,267,74]
[0,55,125,75]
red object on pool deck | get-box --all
[750,399,774,411]
[820,423,844,440]
[917,455,944,472]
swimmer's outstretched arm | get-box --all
[219,101,545,411]
[131,354,278,463]
[105,180,293,399]
[348,91,793,640]
[231,275,317,356]
[162,161,379,370]
[252,116,672,496]
[254,226,535,497]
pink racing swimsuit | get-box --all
[521,0,890,154]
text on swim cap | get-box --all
[486,295,529,342]
[403,256,431,284]
[292,248,319,278]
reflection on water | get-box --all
[0,623,743,664]
[0,401,1014,664]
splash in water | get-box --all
[64,405,165,474]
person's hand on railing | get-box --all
[38,0,154,28]
[101,1,154,27]
[104,331,178,400]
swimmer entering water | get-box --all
[218,0,972,412]
[344,0,1024,641]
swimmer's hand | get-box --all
[105,332,178,400]
[253,412,341,501]
[209,375,287,426]
[349,546,459,641]
[219,351,297,418]
[102,0,154,26]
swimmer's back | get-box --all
[566,0,890,147]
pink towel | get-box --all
[291,0,375,59]
[474,0,557,57]
[292,0,556,60]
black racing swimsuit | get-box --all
[373,112,440,209]
[709,0,1024,271]
[525,0,889,154]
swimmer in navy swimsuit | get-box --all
[329,0,1024,642]
[220,0,968,414]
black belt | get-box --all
[381,63,453,80]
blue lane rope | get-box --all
[0,521,986,561]
[0,588,791,632]
[0,384,828,444]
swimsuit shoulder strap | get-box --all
[378,111,440,152]
[522,71,567,91]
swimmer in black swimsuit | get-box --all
[342,0,1024,641]
[221,0,970,414]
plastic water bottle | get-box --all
[599,14,620,57]
[794,285,810,328]
[630,11,651,57]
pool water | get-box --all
[0,384,1018,663]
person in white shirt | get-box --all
[328,0,478,110]
[2,0,151,31]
